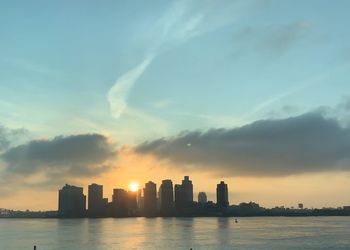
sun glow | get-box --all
[128,182,139,192]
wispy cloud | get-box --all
[244,61,350,120]
[107,55,154,119]
[107,0,248,119]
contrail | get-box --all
[107,0,246,119]
[107,55,154,119]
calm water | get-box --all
[1,217,350,249]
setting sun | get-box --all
[128,182,139,192]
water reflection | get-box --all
[1,217,350,249]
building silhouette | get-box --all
[174,176,194,210]
[174,184,183,210]
[159,179,174,214]
[127,191,137,215]
[137,189,144,210]
[216,181,229,208]
[182,176,193,203]
[144,181,157,216]
[112,188,128,216]
[198,192,207,204]
[88,183,107,217]
[58,184,86,218]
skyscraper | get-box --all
[174,184,184,210]
[112,188,128,216]
[198,192,207,204]
[159,179,174,214]
[174,176,194,211]
[182,176,193,203]
[88,183,104,217]
[144,181,157,216]
[216,181,229,208]
[58,184,86,218]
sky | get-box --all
[1,0,350,210]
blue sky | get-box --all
[1,0,349,144]
[2,0,350,209]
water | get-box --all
[1,217,350,249]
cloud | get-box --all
[107,55,154,119]
[136,112,350,176]
[0,125,28,152]
[107,0,247,119]
[233,22,310,56]
[1,134,116,182]
[257,22,310,53]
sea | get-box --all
[0,217,350,249]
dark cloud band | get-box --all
[1,133,116,178]
[136,112,350,176]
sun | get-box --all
[128,182,139,192]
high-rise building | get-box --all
[112,188,128,216]
[182,176,193,203]
[159,179,174,214]
[198,192,207,204]
[137,189,144,210]
[216,181,229,208]
[174,184,184,210]
[144,181,157,216]
[127,191,138,213]
[174,176,194,210]
[88,183,105,217]
[58,184,86,218]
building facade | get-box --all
[216,181,229,208]
[198,192,207,204]
[159,179,174,214]
[144,181,157,216]
[88,183,105,217]
[58,184,86,218]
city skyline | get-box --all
[58,176,231,218]
[1,0,350,210]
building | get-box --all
[88,183,106,217]
[137,189,144,210]
[112,188,128,216]
[127,191,137,215]
[174,176,194,211]
[58,184,86,218]
[216,181,229,208]
[198,192,207,204]
[144,181,157,216]
[159,179,174,214]
[174,184,184,210]
[181,176,193,203]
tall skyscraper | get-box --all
[182,176,193,203]
[174,176,194,211]
[58,184,86,218]
[127,191,138,212]
[88,183,104,217]
[112,188,128,216]
[198,192,207,204]
[159,179,174,214]
[216,181,229,208]
[144,181,157,216]
[137,189,144,210]
[174,184,184,210]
